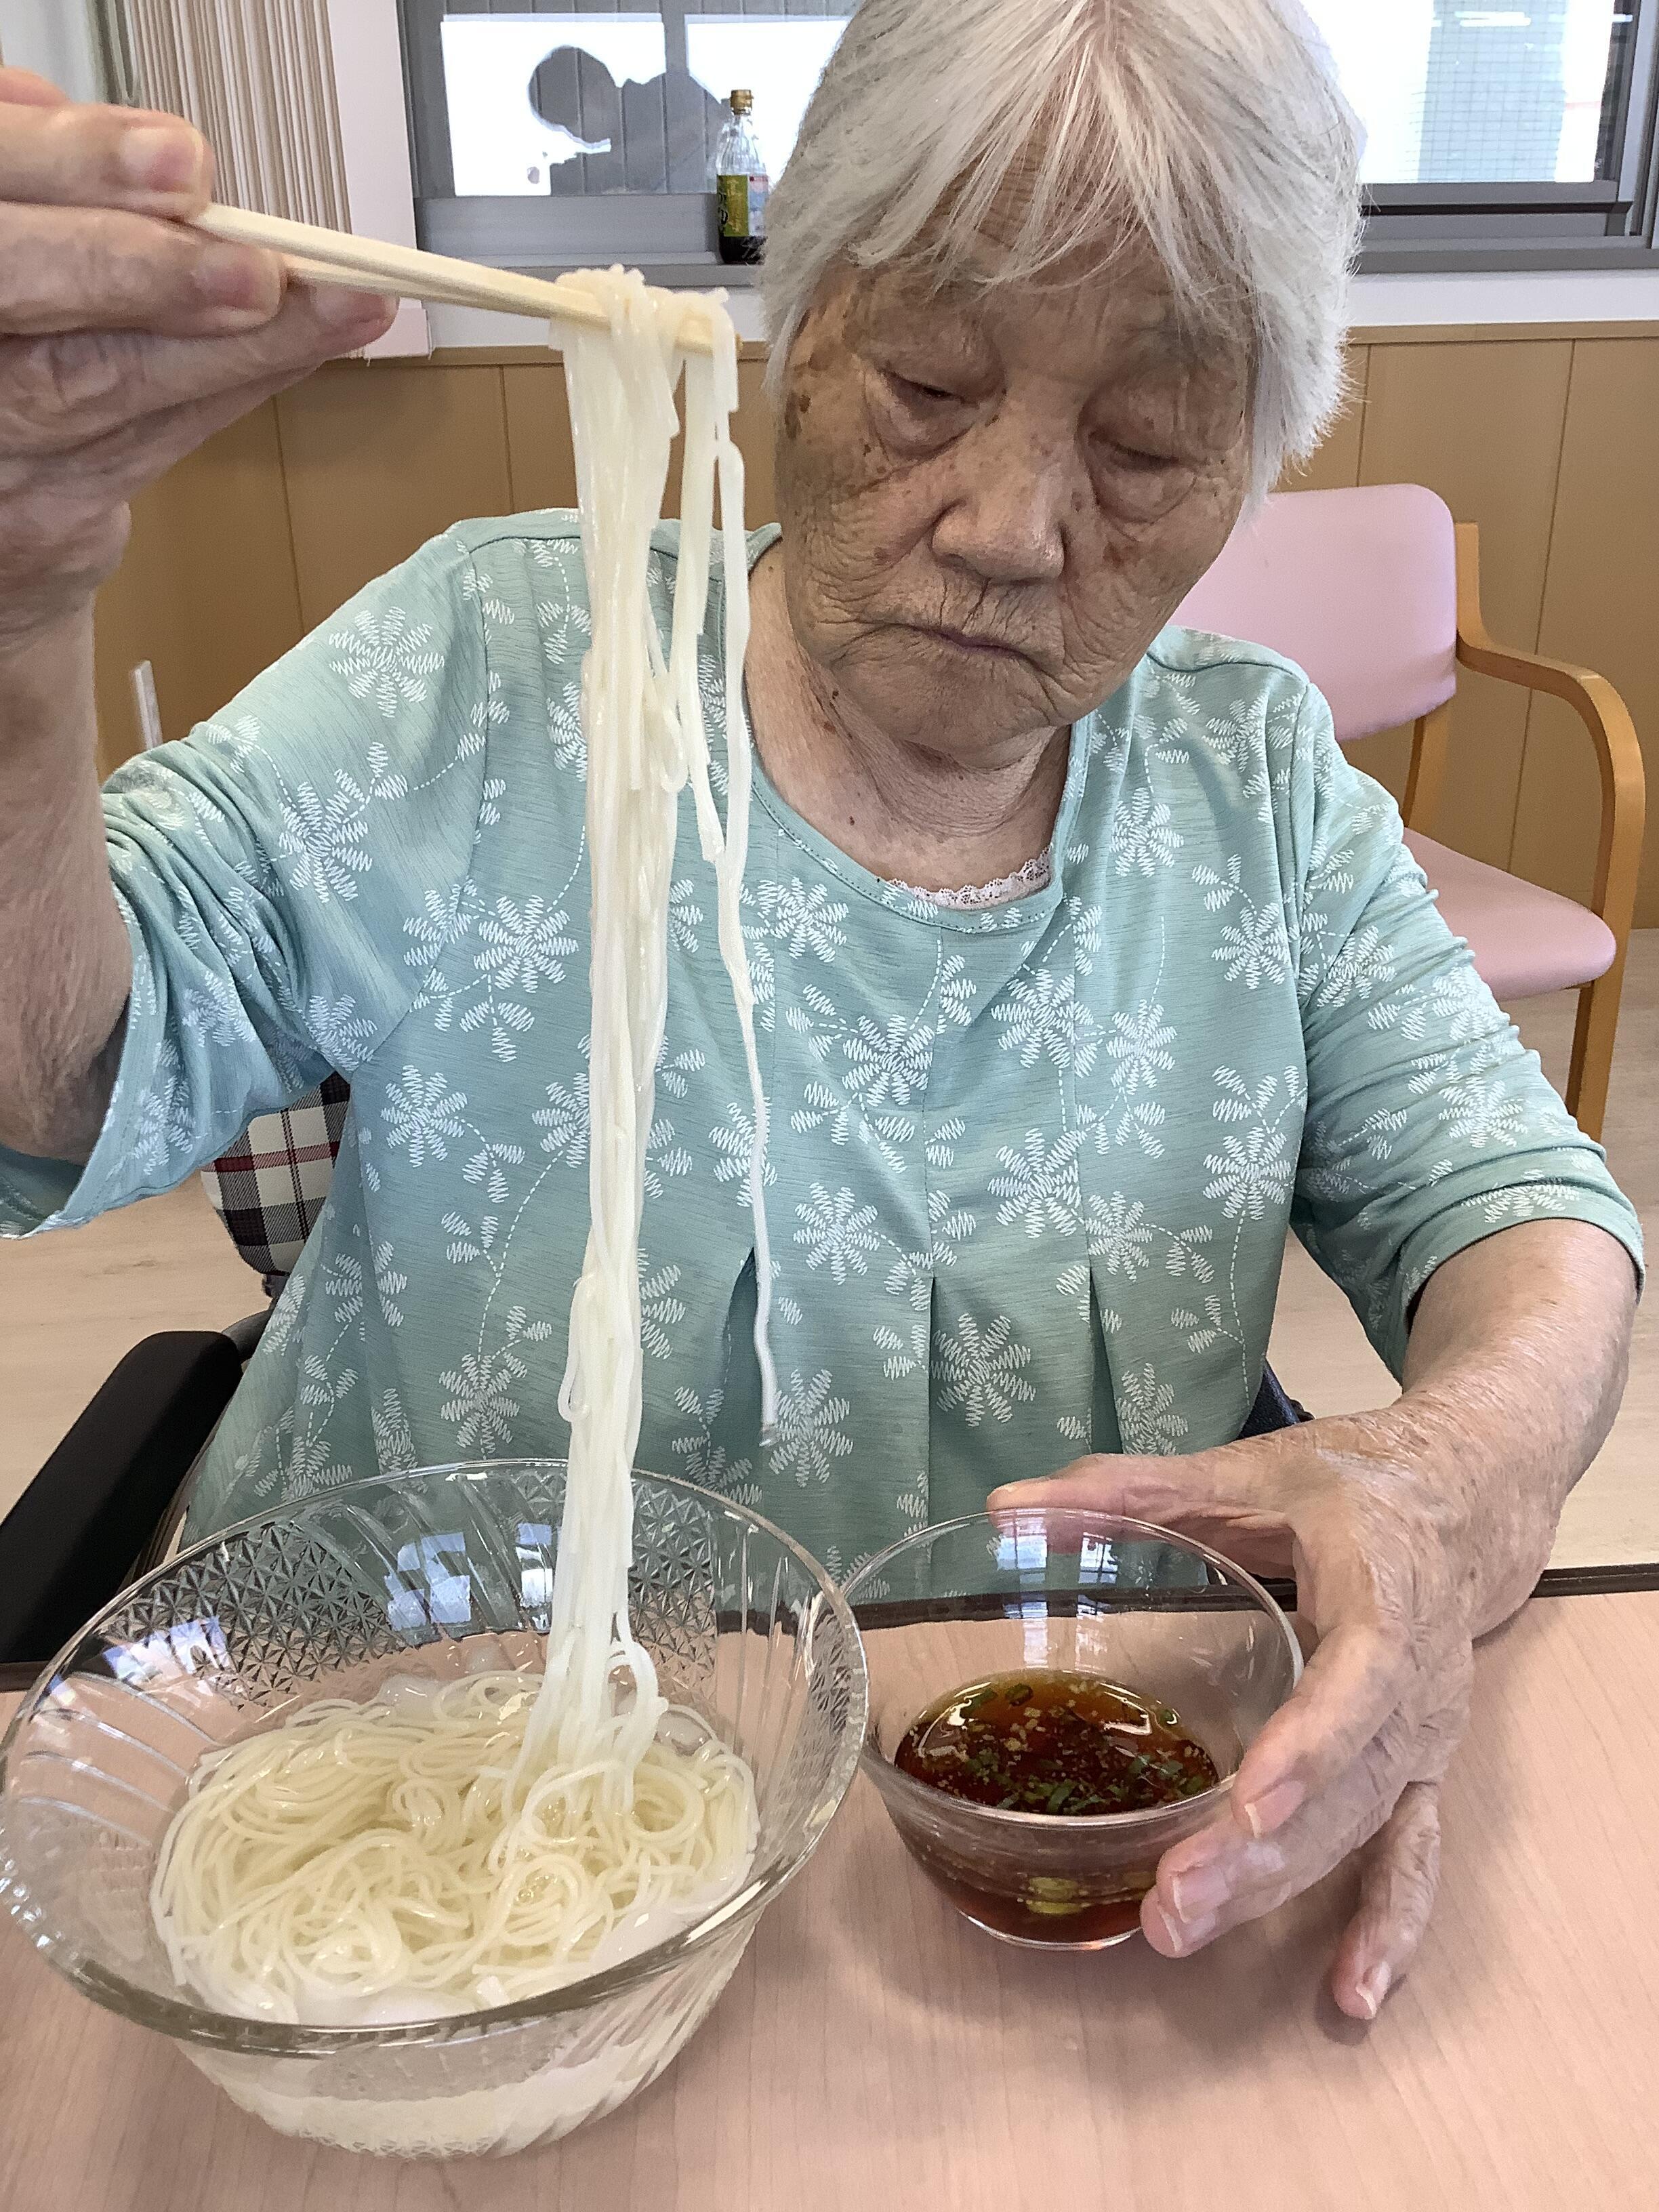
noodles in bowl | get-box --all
[0,276,869,2158]
[143,270,776,2042]
[1,1468,863,2157]
[151,1670,759,2027]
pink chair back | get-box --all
[1172,485,1459,744]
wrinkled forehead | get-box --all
[839,251,1249,403]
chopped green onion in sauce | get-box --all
[894,1670,1218,1817]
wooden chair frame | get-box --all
[1399,522,1647,1143]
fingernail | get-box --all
[1242,1779,1305,1839]
[120,123,204,195]
[195,243,281,314]
[1355,1963,1393,2020]
[312,286,398,331]
[1155,1901,1216,1956]
[1169,1863,1231,1921]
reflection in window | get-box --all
[1305,0,1624,184]
[438,8,850,199]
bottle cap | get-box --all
[730,89,754,112]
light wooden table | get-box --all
[4,1591,1659,2212]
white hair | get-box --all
[762,0,1362,491]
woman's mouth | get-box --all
[916,623,1030,661]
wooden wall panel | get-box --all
[502,362,578,512]
[275,362,513,630]
[731,356,779,528]
[1355,339,1574,869]
[1514,339,1659,924]
[91,401,302,777]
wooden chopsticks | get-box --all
[191,201,721,354]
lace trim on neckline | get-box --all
[888,849,1054,910]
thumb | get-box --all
[0,68,70,108]
[989,1445,1295,1548]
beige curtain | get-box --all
[121,0,350,228]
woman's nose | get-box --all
[929,414,1075,586]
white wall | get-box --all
[0,0,100,100]
[1351,268,1659,327]
[325,0,430,358]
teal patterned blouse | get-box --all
[0,516,1641,1577]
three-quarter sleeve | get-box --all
[0,529,493,1235]
[1284,686,1643,1376]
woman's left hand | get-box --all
[989,1409,1474,2022]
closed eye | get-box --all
[886,371,968,408]
[1107,441,1181,474]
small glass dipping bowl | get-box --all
[0,1460,865,2158]
[842,1509,1300,1950]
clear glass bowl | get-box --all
[0,1460,865,2159]
[842,1508,1300,1950]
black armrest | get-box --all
[0,1330,242,1685]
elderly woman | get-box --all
[0,1,1641,2019]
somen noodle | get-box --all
[150,273,774,2027]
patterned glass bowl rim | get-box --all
[842,1507,1302,1835]
[0,1459,868,2057]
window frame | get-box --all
[1356,0,1659,270]
[396,0,1659,283]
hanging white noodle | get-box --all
[150,273,776,2026]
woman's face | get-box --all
[772,243,1254,761]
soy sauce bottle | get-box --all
[715,89,768,266]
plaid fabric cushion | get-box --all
[200,1075,352,1289]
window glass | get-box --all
[435,6,851,199]
[1305,0,1630,185]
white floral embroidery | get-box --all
[989,1130,1083,1238]
[671,1385,758,1503]
[133,1040,194,1175]
[306,994,377,1068]
[1117,1363,1189,1454]
[371,1389,416,1474]
[770,1369,855,1486]
[277,774,373,904]
[1082,1193,1155,1278]
[328,607,445,717]
[1435,1077,1527,1151]
[710,1100,779,1200]
[1215,899,1291,991]
[795,1184,884,1282]
[668,880,703,954]
[755,878,849,960]
[1105,1000,1176,1094]
[535,1074,590,1166]
[639,1254,684,1359]
[1204,1124,1296,1220]
[935,1313,1037,1427]
[459,567,515,627]
[548,676,586,773]
[373,1242,407,1328]
[993,968,1097,1072]
[644,1118,694,1198]
[1109,788,1183,876]
[382,1067,469,1166]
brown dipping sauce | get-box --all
[891,1671,1219,1944]
[895,1670,1218,1816]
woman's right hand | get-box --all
[0,68,395,653]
